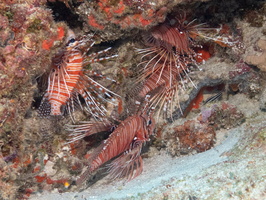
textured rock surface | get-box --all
[31,107,266,199]
[245,39,266,71]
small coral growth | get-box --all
[206,103,245,130]
[163,103,245,157]
[173,119,215,154]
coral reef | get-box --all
[0,0,68,139]
[1,0,266,199]
[0,1,71,199]
[75,0,210,40]
[206,103,245,130]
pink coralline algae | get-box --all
[0,1,69,139]
[165,119,216,156]
[164,102,245,156]
[0,1,70,199]
[79,0,167,30]
[75,0,209,41]
[198,102,245,130]
[229,59,251,79]
[0,2,68,97]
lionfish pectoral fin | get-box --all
[107,144,143,181]
[50,103,63,116]
[65,120,113,144]
[37,97,51,117]
[82,74,121,100]
[64,93,83,122]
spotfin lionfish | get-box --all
[66,95,155,185]
[38,32,119,121]
[136,14,240,119]
[136,15,205,119]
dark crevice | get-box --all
[46,0,83,29]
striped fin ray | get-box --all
[107,143,143,181]
[85,47,111,59]
[139,65,182,119]
[70,75,116,121]
[83,46,118,66]
[79,87,107,120]
[76,115,145,186]
[65,120,114,144]
[82,74,119,103]
[63,70,119,121]
[83,70,117,83]
[38,33,120,120]
[64,91,84,122]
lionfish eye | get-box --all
[147,119,152,125]
[69,38,75,43]
[67,38,76,46]
[172,46,177,53]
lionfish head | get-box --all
[142,14,202,55]
[136,95,155,136]
[146,112,155,136]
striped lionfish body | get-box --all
[46,42,83,116]
[136,16,203,117]
[139,63,182,116]
[38,36,118,120]
[69,96,155,185]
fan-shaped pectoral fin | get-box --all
[107,142,144,181]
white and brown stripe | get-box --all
[75,95,155,185]
[38,36,119,121]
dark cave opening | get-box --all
[46,0,83,29]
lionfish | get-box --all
[136,15,240,119]
[38,33,119,121]
[136,16,206,118]
[66,95,155,185]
